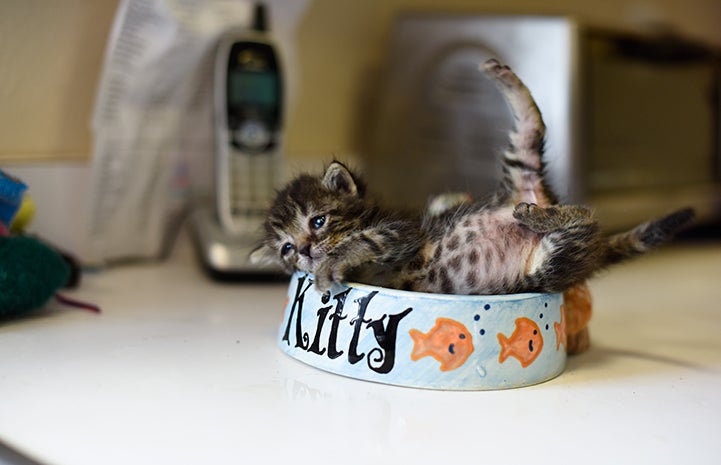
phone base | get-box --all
[189,207,282,279]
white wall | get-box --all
[1,0,719,164]
[2,0,719,255]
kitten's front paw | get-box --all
[427,192,472,217]
[514,203,593,232]
[312,270,333,293]
[313,261,346,293]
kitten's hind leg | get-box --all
[516,203,604,292]
[513,202,592,233]
[482,59,557,206]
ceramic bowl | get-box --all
[278,272,567,390]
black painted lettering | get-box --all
[282,275,312,349]
[365,307,413,374]
[326,289,349,360]
[348,291,376,364]
[308,306,330,355]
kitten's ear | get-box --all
[249,244,275,265]
[322,161,359,197]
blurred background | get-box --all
[1,0,719,267]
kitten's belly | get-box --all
[422,207,540,294]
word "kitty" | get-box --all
[281,274,413,374]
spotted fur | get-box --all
[251,59,694,294]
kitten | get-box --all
[251,59,694,298]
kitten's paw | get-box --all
[482,59,519,89]
[514,203,593,232]
[513,202,540,220]
[513,202,557,232]
[481,58,510,76]
[312,272,333,293]
[313,261,346,293]
[427,192,472,217]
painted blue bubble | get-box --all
[545,324,549,330]
[474,314,480,321]
[484,304,491,311]
[479,329,486,336]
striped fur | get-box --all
[250,161,423,292]
[251,60,693,294]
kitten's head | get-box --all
[250,161,367,274]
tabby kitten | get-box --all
[251,59,693,295]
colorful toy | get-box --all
[0,235,71,316]
[10,195,36,234]
[0,170,26,236]
[0,169,99,317]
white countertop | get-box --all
[1,235,721,465]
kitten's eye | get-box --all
[310,215,326,230]
[281,243,295,256]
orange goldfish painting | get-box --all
[497,317,543,368]
[409,318,474,371]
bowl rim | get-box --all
[316,274,559,302]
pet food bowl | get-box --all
[278,272,567,390]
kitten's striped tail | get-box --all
[482,59,557,206]
[604,208,695,266]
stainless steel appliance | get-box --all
[365,15,721,230]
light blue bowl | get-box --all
[278,272,567,390]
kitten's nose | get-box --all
[299,243,311,257]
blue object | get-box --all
[0,170,27,227]
[278,272,566,390]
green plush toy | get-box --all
[0,235,71,317]
[1,169,98,317]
